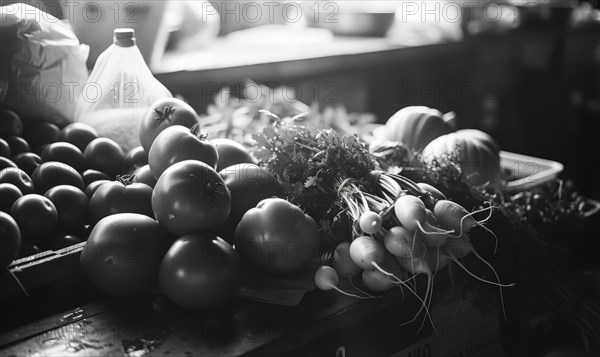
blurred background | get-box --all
[2,0,600,199]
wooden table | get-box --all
[0,279,435,356]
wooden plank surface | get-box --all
[0,285,432,356]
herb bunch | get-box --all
[252,118,378,240]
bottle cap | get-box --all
[113,28,136,47]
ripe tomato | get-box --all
[31,161,84,194]
[24,122,60,150]
[0,167,34,194]
[85,180,110,199]
[0,109,23,138]
[4,136,30,156]
[80,213,171,297]
[139,98,199,153]
[218,164,283,243]
[89,177,154,222]
[235,198,320,274]
[0,183,22,212]
[82,169,111,187]
[83,138,124,178]
[44,185,89,230]
[133,164,156,188]
[57,123,99,152]
[41,142,85,172]
[212,138,256,172]
[159,234,241,310]
[12,152,41,176]
[0,157,17,171]
[152,160,231,235]
[0,138,11,157]
[10,194,58,243]
[0,211,21,269]
[122,146,148,174]
[148,125,218,179]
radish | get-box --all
[333,242,361,278]
[441,233,472,259]
[384,226,426,260]
[416,182,446,210]
[394,195,453,236]
[441,236,514,319]
[333,242,379,298]
[362,269,395,292]
[418,210,448,249]
[416,182,446,201]
[350,236,435,330]
[314,265,371,299]
[349,236,386,270]
[359,211,382,234]
[395,254,437,333]
[433,200,497,251]
[423,247,449,275]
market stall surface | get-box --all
[1,285,435,356]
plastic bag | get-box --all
[0,3,89,126]
[75,28,172,151]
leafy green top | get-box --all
[253,119,377,241]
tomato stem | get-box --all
[116,174,137,186]
[190,123,208,140]
[154,105,176,123]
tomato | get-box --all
[159,234,241,310]
[152,160,231,235]
[83,138,124,178]
[148,125,218,179]
[41,142,85,172]
[218,163,284,243]
[4,136,30,156]
[44,185,89,230]
[90,177,154,222]
[82,169,111,187]
[31,161,84,194]
[85,180,110,199]
[0,183,22,212]
[0,167,34,194]
[0,109,23,137]
[133,164,156,188]
[80,213,171,297]
[0,157,17,171]
[0,211,21,268]
[24,122,60,150]
[57,123,99,152]
[12,152,41,176]
[0,138,11,157]
[139,98,199,153]
[122,146,148,174]
[212,138,256,172]
[10,194,58,243]
[234,198,320,274]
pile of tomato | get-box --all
[0,99,321,310]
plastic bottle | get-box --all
[75,28,172,151]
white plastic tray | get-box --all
[500,151,564,192]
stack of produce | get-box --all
[1,87,598,348]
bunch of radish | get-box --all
[314,171,514,331]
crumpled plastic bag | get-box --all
[0,3,89,126]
